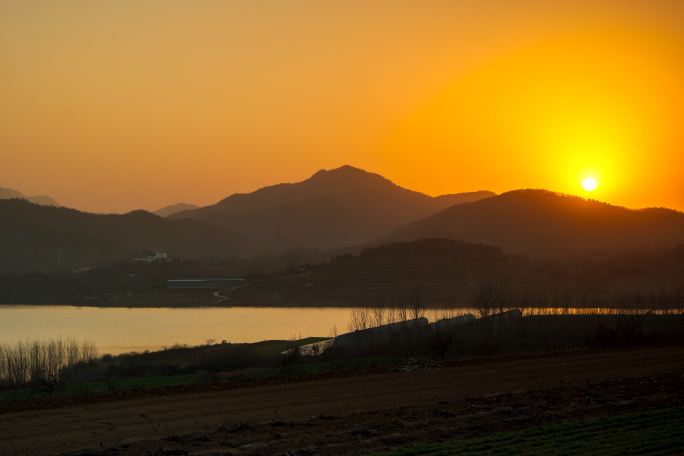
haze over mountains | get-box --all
[154,203,199,218]
[171,165,495,252]
[0,166,492,272]
[0,200,244,273]
[2,165,684,273]
[0,186,58,206]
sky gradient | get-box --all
[2,1,683,213]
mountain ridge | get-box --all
[382,189,684,257]
[0,186,58,206]
[171,165,495,252]
[153,203,199,218]
[0,199,246,273]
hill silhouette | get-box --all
[153,202,199,217]
[227,237,684,308]
[214,238,515,307]
[0,186,58,206]
[171,165,494,252]
[382,189,684,257]
[0,199,246,273]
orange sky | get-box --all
[1,1,683,213]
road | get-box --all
[0,347,682,455]
[211,282,250,306]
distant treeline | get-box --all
[232,239,684,309]
[1,239,683,309]
[0,250,326,305]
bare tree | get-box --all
[410,288,425,320]
[348,307,371,332]
[0,339,98,388]
[371,306,386,327]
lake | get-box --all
[0,305,368,354]
[0,305,677,354]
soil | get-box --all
[0,346,682,456]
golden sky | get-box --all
[1,1,683,213]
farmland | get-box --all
[0,346,682,455]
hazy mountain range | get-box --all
[382,189,684,257]
[0,186,58,206]
[170,165,495,252]
[0,200,245,272]
[2,165,684,272]
[153,203,199,218]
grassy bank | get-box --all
[0,333,403,405]
[3,312,684,407]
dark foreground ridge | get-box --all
[0,346,682,455]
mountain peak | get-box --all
[309,165,380,181]
[170,166,495,252]
[125,209,158,218]
[154,202,199,217]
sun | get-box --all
[582,176,598,192]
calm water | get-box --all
[0,305,678,354]
[0,306,362,354]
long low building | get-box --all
[167,278,245,289]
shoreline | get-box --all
[1,302,683,313]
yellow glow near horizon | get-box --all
[582,177,598,192]
[382,20,684,210]
[1,2,683,212]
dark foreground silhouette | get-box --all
[0,347,681,455]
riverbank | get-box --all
[3,304,684,356]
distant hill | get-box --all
[0,186,58,206]
[228,238,517,307]
[153,203,199,217]
[228,237,684,307]
[382,189,684,257]
[433,191,497,207]
[0,199,246,273]
[171,165,495,252]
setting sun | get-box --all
[2,2,684,452]
[582,176,599,192]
